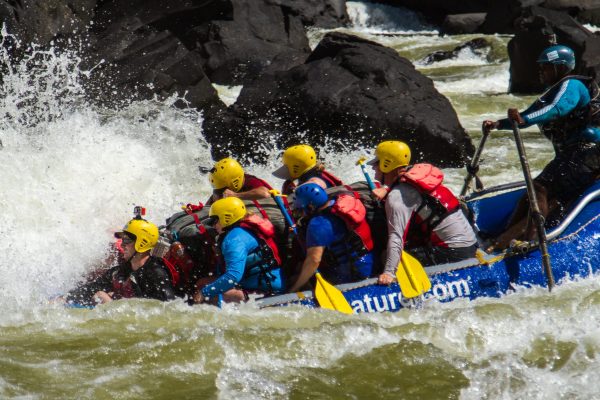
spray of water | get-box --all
[0,29,213,307]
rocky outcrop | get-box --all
[268,0,349,29]
[204,32,474,167]
[507,6,600,94]
[1,0,349,111]
[441,13,487,35]
[0,0,96,46]
[420,38,491,65]
[369,1,600,33]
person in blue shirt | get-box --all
[193,197,284,304]
[483,44,600,250]
[288,183,374,292]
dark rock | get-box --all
[267,0,349,28]
[204,32,473,168]
[482,0,600,34]
[188,0,311,85]
[441,13,487,34]
[507,6,600,94]
[420,38,491,65]
[86,0,225,110]
[543,0,600,25]
[0,0,96,46]
[368,0,600,34]
[481,0,545,34]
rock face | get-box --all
[369,0,600,33]
[268,0,349,28]
[441,13,487,35]
[507,6,600,94]
[1,0,349,111]
[0,0,96,46]
[204,32,474,167]
[420,38,491,65]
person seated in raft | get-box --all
[206,157,273,205]
[193,197,284,304]
[482,44,600,251]
[272,144,343,195]
[368,141,478,284]
[64,216,176,306]
[288,183,374,292]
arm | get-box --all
[289,246,324,292]
[382,186,421,278]
[495,79,582,129]
[65,267,116,306]
[224,186,271,200]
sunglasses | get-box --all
[120,236,135,245]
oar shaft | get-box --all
[272,194,297,235]
[511,121,555,291]
[359,163,376,191]
[460,127,490,197]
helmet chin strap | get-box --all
[125,250,137,263]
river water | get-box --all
[1,3,599,399]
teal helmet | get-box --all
[537,45,575,72]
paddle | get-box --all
[269,189,354,314]
[356,157,432,298]
[460,126,490,197]
[510,120,555,291]
[356,157,377,190]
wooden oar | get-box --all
[269,190,354,314]
[356,157,432,299]
[510,121,555,291]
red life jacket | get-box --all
[161,257,181,287]
[243,174,273,191]
[174,202,221,279]
[111,271,135,299]
[319,169,344,187]
[328,193,374,253]
[399,163,460,246]
[239,214,282,266]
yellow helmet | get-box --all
[209,197,247,227]
[208,158,245,192]
[369,141,411,173]
[117,219,159,253]
[275,144,317,179]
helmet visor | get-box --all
[272,164,291,180]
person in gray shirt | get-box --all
[368,141,478,285]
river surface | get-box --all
[1,3,600,399]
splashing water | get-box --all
[1,9,599,400]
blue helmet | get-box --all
[294,183,328,212]
[537,45,575,72]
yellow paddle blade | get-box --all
[397,251,432,299]
[314,273,354,314]
[395,257,420,298]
